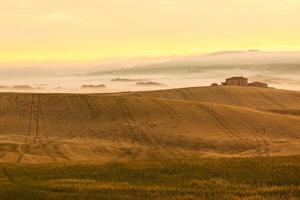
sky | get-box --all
[1,0,300,64]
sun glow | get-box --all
[1,0,300,64]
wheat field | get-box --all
[0,86,300,163]
[1,157,300,200]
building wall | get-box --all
[226,79,248,86]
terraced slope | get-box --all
[0,86,300,163]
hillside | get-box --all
[0,86,300,163]
[128,86,300,110]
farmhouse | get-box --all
[218,76,269,88]
[222,76,248,86]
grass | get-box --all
[0,157,300,200]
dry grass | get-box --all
[0,86,300,163]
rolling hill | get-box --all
[0,86,300,163]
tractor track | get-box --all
[17,94,51,163]
[39,95,47,138]
[0,97,3,131]
[234,113,271,157]
[26,95,35,141]
[62,95,77,138]
[253,134,263,156]
[197,103,251,145]
[115,97,140,144]
[124,98,159,147]
[177,90,256,154]
[118,97,155,147]
[2,167,14,184]
[16,144,30,163]
[17,95,35,163]
[86,95,100,119]
[14,95,23,132]
[260,128,270,156]
[79,95,100,120]
[151,98,180,147]
[33,95,41,144]
[0,97,5,161]
[76,95,101,136]
[38,95,57,162]
[114,97,154,160]
[241,115,271,156]
[258,91,286,109]
[179,89,195,101]
[62,95,101,140]
[133,97,161,146]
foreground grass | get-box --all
[0,157,300,200]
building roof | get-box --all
[226,76,248,80]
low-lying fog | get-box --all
[1,51,300,93]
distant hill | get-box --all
[0,86,300,163]
[89,51,300,76]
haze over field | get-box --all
[0,51,300,92]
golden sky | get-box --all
[1,0,300,63]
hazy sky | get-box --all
[1,0,300,64]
